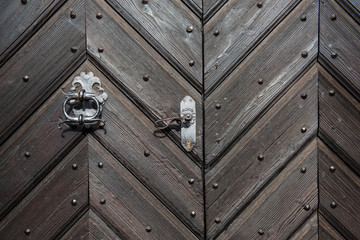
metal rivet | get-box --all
[212,183,219,189]
[98,47,104,53]
[258,79,263,85]
[330,14,337,21]
[190,211,196,217]
[301,167,307,173]
[99,121,105,129]
[214,30,220,36]
[72,164,78,170]
[71,199,77,206]
[23,75,29,82]
[331,52,337,58]
[258,155,264,161]
[329,166,336,173]
[100,199,106,204]
[300,15,307,21]
[186,25,194,32]
[143,74,150,81]
[144,150,150,157]
[329,89,335,96]
[70,10,76,18]
[142,0,148,3]
[301,51,308,58]
[25,229,30,235]
[257,3,263,8]
[188,178,195,184]
[71,46,78,53]
[301,93,307,99]
[96,13,102,19]
[189,60,195,66]
[330,201,337,208]
[98,162,104,168]
[24,152,31,158]
[21,0,27,4]
[258,229,264,235]
[304,204,310,211]
[215,103,221,109]
[301,127,307,133]
[145,226,152,232]
[215,217,221,223]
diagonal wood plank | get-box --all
[105,0,202,88]
[205,0,318,165]
[205,64,319,238]
[182,0,202,18]
[89,135,198,239]
[319,214,346,240]
[60,211,89,240]
[0,135,89,239]
[204,0,301,93]
[216,138,318,240]
[87,0,203,159]
[289,212,318,240]
[334,0,360,23]
[0,0,86,145]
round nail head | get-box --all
[304,204,310,211]
[71,46,78,53]
[212,183,219,189]
[301,15,307,21]
[258,79,263,85]
[301,93,307,99]
[329,165,336,173]
[143,74,150,81]
[186,25,194,33]
[258,155,264,161]
[24,152,31,158]
[329,89,335,96]
[258,229,264,235]
[98,47,104,53]
[331,52,337,58]
[72,164,78,170]
[302,51,308,58]
[146,226,152,232]
[96,13,102,19]
[301,167,307,173]
[188,178,195,184]
[98,162,104,168]
[331,201,337,208]
[23,75,29,82]
[189,60,195,66]
[301,127,307,133]
[144,150,150,157]
[330,14,337,21]
[215,217,221,223]
[257,3,263,8]
[190,211,196,217]
[70,10,76,18]
[21,0,27,4]
[100,199,106,204]
[71,199,77,206]
[214,30,220,36]
[215,103,221,109]
[25,229,30,235]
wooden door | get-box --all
[0,0,359,239]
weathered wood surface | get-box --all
[88,210,122,240]
[0,70,86,220]
[319,140,360,239]
[204,0,301,93]
[320,0,360,99]
[289,213,318,240]
[319,66,360,175]
[182,0,202,18]
[0,0,85,145]
[217,138,318,240]
[335,0,360,23]
[89,135,198,240]
[60,211,89,240]
[319,214,346,240]
[87,0,203,159]
[0,136,89,239]
[105,0,202,88]
[205,0,318,165]
[206,65,318,237]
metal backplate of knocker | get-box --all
[181,96,196,152]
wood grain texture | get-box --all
[0,66,88,220]
[320,0,360,97]
[182,0,202,18]
[319,214,346,240]
[0,136,89,239]
[335,0,360,23]
[205,0,318,165]
[216,138,318,240]
[289,213,318,240]
[205,64,319,237]
[319,140,360,239]
[105,0,202,87]
[89,65,204,237]
[89,135,198,240]
[0,0,85,145]
[319,66,360,175]
[204,0,301,93]
[87,0,203,159]
[61,211,89,240]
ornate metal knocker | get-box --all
[58,72,108,128]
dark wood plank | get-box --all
[216,138,318,240]
[319,214,346,240]
[182,0,202,18]
[89,135,198,239]
[89,210,122,240]
[204,0,318,164]
[319,140,360,239]
[0,63,90,219]
[319,66,360,175]
[88,64,204,237]
[87,0,203,159]
[105,0,202,87]
[61,211,89,240]
[0,0,86,145]
[204,0,301,93]
[0,136,89,239]
[289,213,318,240]
[320,0,360,98]
[205,64,319,237]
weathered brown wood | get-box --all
[0,66,89,219]
[319,140,360,239]
[205,64,318,237]
[320,0,360,98]
[319,66,360,175]
[87,0,203,159]
[205,0,318,165]
[319,214,346,240]
[0,0,86,145]
[105,0,202,88]
[204,0,301,93]
[0,136,89,239]
[289,213,318,240]
[89,135,198,239]
[216,138,318,240]
[61,211,89,240]
[89,210,122,240]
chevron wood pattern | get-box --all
[0,0,359,239]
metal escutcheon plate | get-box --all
[180,96,196,152]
